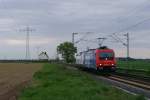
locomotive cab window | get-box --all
[99,52,114,60]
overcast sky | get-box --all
[0,0,150,59]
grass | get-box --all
[117,60,150,71]
[19,63,145,100]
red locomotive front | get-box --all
[96,49,116,71]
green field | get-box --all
[19,63,145,100]
[117,60,150,71]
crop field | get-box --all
[0,63,43,100]
[19,63,145,100]
[117,60,150,71]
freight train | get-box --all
[76,47,116,71]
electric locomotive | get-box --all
[76,47,116,71]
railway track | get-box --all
[107,74,150,90]
[68,64,150,97]
[70,64,150,87]
[110,69,150,90]
[115,68,150,82]
[96,71,150,92]
[91,70,150,98]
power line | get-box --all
[108,17,150,50]
[116,0,150,23]
[74,16,150,56]
[109,33,126,46]
[75,37,107,47]
[115,17,150,34]
[97,37,107,47]
[74,32,93,44]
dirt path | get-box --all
[0,63,43,100]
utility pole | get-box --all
[124,33,130,59]
[97,37,107,47]
[21,26,35,60]
[72,33,78,46]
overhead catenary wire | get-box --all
[113,17,150,34]
[116,0,150,23]
[75,16,150,47]
[108,16,150,47]
[74,32,93,44]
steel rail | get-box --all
[106,75,150,90]
[67,64,150,90]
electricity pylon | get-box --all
[21,26,35,60]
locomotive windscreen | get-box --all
[99,52,114,60]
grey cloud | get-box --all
[0,0,149,58]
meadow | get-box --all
[19,63,145,100]
[117,60,150,71]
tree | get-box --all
[57,42,77,63]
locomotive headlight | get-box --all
[112,64,114,66]
[100,64,102,66]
